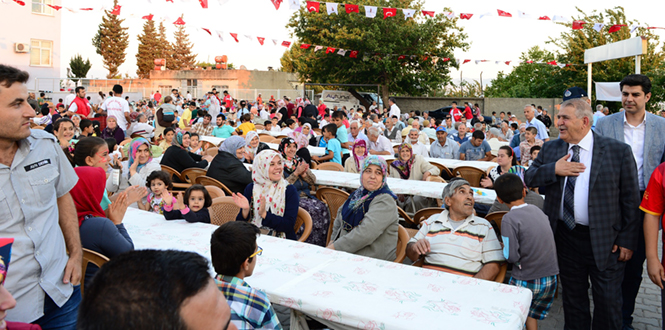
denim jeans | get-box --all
[34,285,81,330]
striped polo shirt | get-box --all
[409,210,505,276]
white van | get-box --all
[319,90,360,110]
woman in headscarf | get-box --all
[289,123,313,149]
[344,139,368,174]
[70,166,134,288]
[279,138,330,246]
[328,156,399,261]
[481,145,525,189]
[233,149,299,240]
[389,143,440,212]
[276,100,289,127]
[108,137,162,193]
[160,131,211,175]
[243,130,270,164]
[206,136,253,194]
[101,116,126,146]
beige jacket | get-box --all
[388,154,439,180]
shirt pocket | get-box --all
[458,236,483,263]
[28,165,60,205]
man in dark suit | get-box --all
[525,98,640,330]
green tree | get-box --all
[195,61,235,69]
[156,21,173,63]
[281,0,468,104]
[169,17,197,70]
[136,19,160,78]
[92,0,129,79]
[67,54,92,80]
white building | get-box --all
[0,0,61,92]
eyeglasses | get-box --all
[249,246,263,258]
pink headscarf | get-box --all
[352,139,368,172]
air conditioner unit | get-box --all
[14,43,30,53]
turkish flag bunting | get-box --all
[80,8,93,10]
[383,8,396,19]
[110,5,121,15]
[174,17,186,25]
[547,61,557,65]
[462,59,471,64]
[270,0,282,10]
[505,61,511,65]
[282,41,291,47]
[460,13,473,20]
[608,24,626,33]
[306,1,319,12]
[326,47,336,54]
[199,0,208,8]
[166,0,173,2]
[572,21,586,30]
[497,9,512,17]
[257,37,265,45]
[424,56,429,61]
[526,60,534,64]
[422,10,434,17]
[142,14,154,20]
[202,28,211,35]
[13,0,25,5]
[300,44,311,49]
[47,4,62,10]
[345,4,359,14]
[442,58,450,62]
[230,33,239,42]
[538,16,551,20]
[397,55,406,60]
[349,51,359,58]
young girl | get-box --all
[138,171,176,214]
[189,133,202,155]
[163,184,212,223]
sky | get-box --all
[60,0,665,88]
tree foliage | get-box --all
[169,18,197,70]
[281,0,468,104]
[157,22,173,65]
[486,7,665,111]
[92,0,129,79]
[136,19,160,78]
[68,54,92,79]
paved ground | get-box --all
[539,231,663,330]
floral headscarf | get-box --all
[340,156,396,231]
[352,139,368,172]
[288,123,312,149]
[218,136,247,162]
[390,143,415,180]
[128,137,152,171]
[251,150,288,227]
[278,137,301,175]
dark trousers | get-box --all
[556,221,626,330]
[621,195,647,328]
[341,153,350,165]
[35,285,81,330]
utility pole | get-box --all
[460,71,463,97]
[479,71,483,96]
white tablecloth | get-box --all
[311,169,497,204]
[381,156,496,172]
[265,143,327,157]
[200,136,225,146]
[123,208,531,330]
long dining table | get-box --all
[123,207,532,330]
[200,136,327,157]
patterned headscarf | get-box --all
[172,131,190,149]
[218,136,247,162]
[390,143,415,180]
[341,156,396,231]
[352,139,368,172]
[278,137,301,175]
[128,137,152,171]
[289,123,311,149]
[508,165,527,188]
[251,150,289,227]
[244,131,260,157]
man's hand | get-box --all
[411,239,430,255]
[422,172,431,181]
[647,257,665,289]
[613,245,633,262]
[555,154,586,177]
[63,251,82,286]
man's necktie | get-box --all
[562,145,580,230]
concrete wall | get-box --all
[0,2,61,91]
[149,69,299,91]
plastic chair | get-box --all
[395,225,409,263]
[412,207,444,226]
[205,148,218,157]
[205,185,225,199]
[259,135,274,142]
[452,166,486,188]
[160,165,191,190]
[270,138,283,144]
[485,211,508,239]
[316,162,344,172]
[254,124,265,130]
[295,207,313,242]
[81,248,110,296]
[181,168,207,184]
[425,175,446,183]
[316,187,350,245]
[430,162,454,180]
[195,176,234,196]
[209,197,241,226]
[495,263,508,283]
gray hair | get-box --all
[489,127,502,137]
[560,98,593,123]
[349,120,360,128]
[409,128,419,135]
[368,126,381,137]
[596,104,603,112]
[454,122,463,130]
[441,179,470,207]
[474,123,482,130]
[369,114,378,121]
[524,104,534,111]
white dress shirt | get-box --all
[560,130,594,226]
[623,113,646,190]
[369,135,393,154]
[409,141,429,157]
[389,104,401,118]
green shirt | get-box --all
[212,125,235,138]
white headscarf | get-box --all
[244,131,260,157]
[251,150,288,227]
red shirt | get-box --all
[154,92,162,103]
[317,104,327,117]
[640,162,665,267]
[464,106,473,119]
[451,108,462,122]
[223,95,233,108]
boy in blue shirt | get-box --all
[331,110,350,164]
[312,123,342,165]
[495,173,558,330]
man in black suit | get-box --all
[525,98,640,330]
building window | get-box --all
[32,0,54,15]
[30,40,52,67]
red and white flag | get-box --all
[270,0,282,10]
[608,24,626,33]
[349,51,359,58]
[110,5,121,15]
[257,37,265,45]
[142,14,154,20]
[300,44,311,49]
[202,28,211,35]
[547,60,557,65]
[173,17,186,25]
[422,10,434,17]
[326,47,336,54]
[460,13,473,20]
[199,0,208,9]
[282,41,291,47]
[538,16,551,20]
[593,23,604,32]
[305,1,319,12]
[572,20,586,30]
[497,9,512,17]
[230,33,239,42]
[47,4,62,10]
[383,7,396,19]
[326,2,338,15]
[403,9,415,19]
[345,4,359,14]
[462,59,471,64]
[364,5,377,18]
[314,45,324,52]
